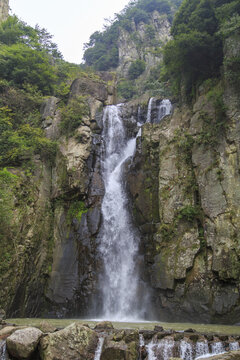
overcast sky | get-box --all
[9,0,131,64]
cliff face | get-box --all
[1,7,240,324]
[0,73,115,317]
[127,33,240,323]
[117,11,171,78]
[0,0,9,22]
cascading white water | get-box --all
[98,104,142,320]
[158,99,172,122]
[195,341,209,358]
[229,342,240,351]
[180,340,194,360]
[146,97,154,123]
[0,341,8,360]
[94,337,104,360]
[211,342,225,355]
[143,337,238,360]
[146,340,157,360]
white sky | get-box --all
[9,0,131,64]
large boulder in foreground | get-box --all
[39,323,98,360]
[6,327,43,359]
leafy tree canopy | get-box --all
[163,0,240,100]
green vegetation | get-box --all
[177,205,200,222]
[117,79,137,99]
[0,168,18,274]
[60,96,89,134]
[83,0,182,71]
[163,0,240,100]
[67,201,88,225]
[128,59,146,79]
[0,168,18,236]
[0,16,90,168]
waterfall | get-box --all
[143,337,236,360]
[180,340,194,360]
[211,342,225,355]
[146,340,157,360]
[195,341,209,358]
[0,341,8,360]
[229,342,240,351]
[97,104,142,320]
[158,99,172,122]
[94,337,104,360]
[146,97,172,124]
[146,97,154,123]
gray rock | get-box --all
[39,323,98,360]
[6,327,43,359]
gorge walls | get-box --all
[126,36,240,322]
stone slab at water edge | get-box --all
[1,321,240,360]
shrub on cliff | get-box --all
[60,96,89,134]
[128,59,146,79]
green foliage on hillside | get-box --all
[163,0,240,100]
[0,168,18,237]
[128,59,146,79]
[60,96,89,134]
[0,16,86,168]
[83,0,182,71]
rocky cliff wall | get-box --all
[127,34,240,323]
[117,11,171,78]
[0,73,115,318]
[0,0,9,22]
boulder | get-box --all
[0,326,26,337]
[39,323,98,360]
[101,330,139,360]
[38,321,56,333]
[94,321,114,331]
[6,327,43,359]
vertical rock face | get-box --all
[0,0,9,22]
[126,34,240,323]
[117,12,171,77]
[0,73,115,318]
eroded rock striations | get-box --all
[127,33,240,323]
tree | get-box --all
[128,59,146,79]
[0,43,57,94]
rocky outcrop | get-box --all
[6,327,43,359]
[0,72,113,318]
[39,323,98,360]
[127,56,240,322]
[0,0,9,22]
[117,12,171,77]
